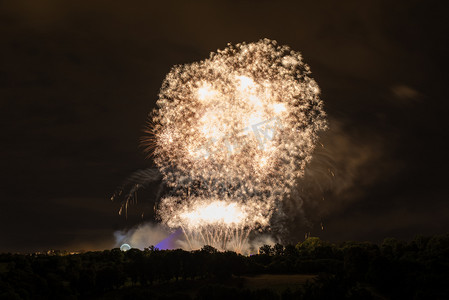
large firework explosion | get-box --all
[144,39,327,252]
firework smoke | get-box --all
[114,223,170,249]
[145,39,326,253]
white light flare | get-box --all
[197,84,218,102]
[180,201,247,228]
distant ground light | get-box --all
[120,243,131,251]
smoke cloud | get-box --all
[114,223,170,250]
[114,222,278,254]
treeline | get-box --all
[0,234,448,299]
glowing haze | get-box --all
[146,39,327,253]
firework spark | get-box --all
[146,39,327,253]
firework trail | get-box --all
[111,168,162,217]
[144,39,327,253]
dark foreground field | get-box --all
[1,235,449,299]
[98,274,319,300]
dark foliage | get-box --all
[0,234,448,299]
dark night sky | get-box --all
[1,0,448,252]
